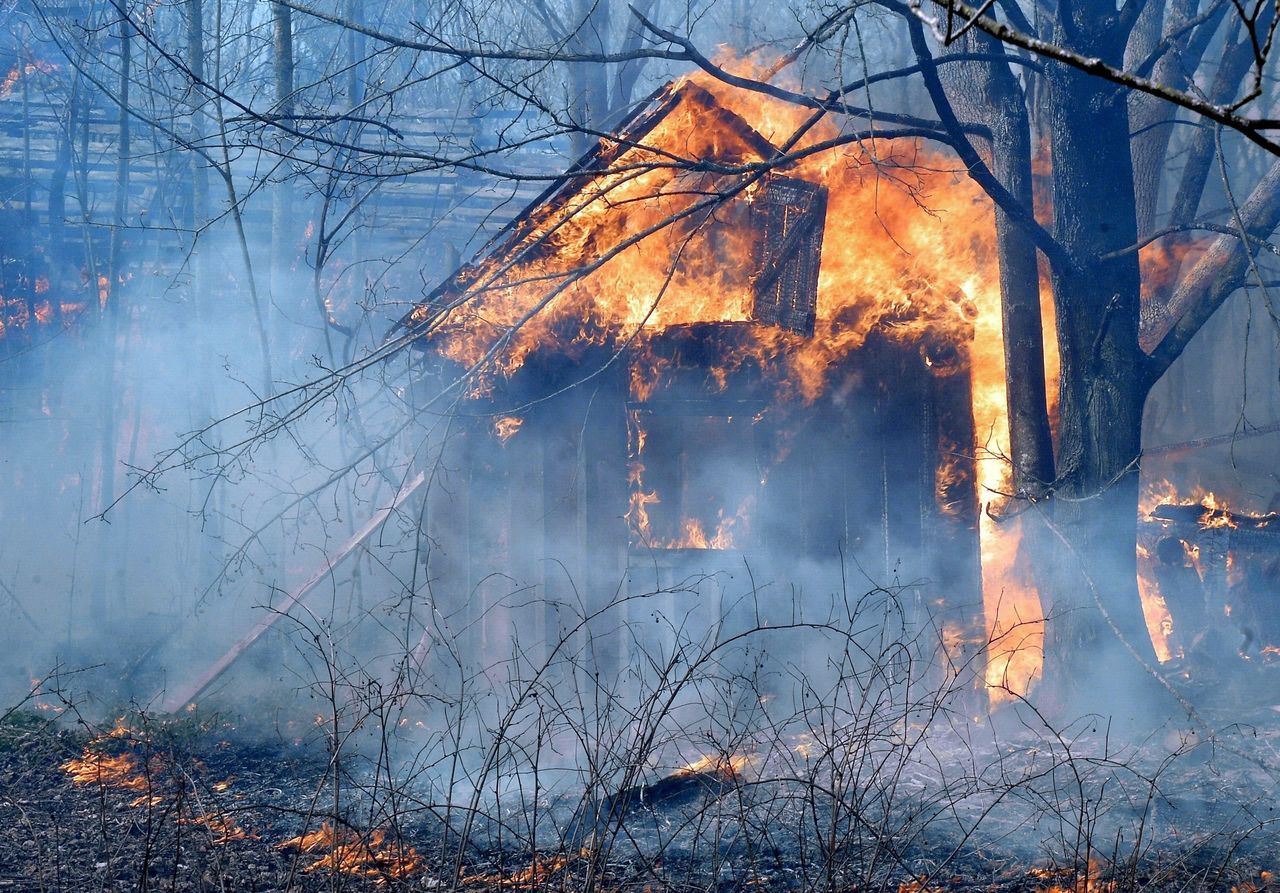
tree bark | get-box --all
[48,74,79,281]
[1168,16,1265,227]
[267,0,293,390]
[1124,0,1196,237]
[1040,15,1165,717]
[566,0,611,156]
[1149,158,1280,377]
[936,31,1056,498]
[94,12,133,623]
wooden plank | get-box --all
[750,176,827,337]
[155,471,426,713]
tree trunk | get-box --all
[267,0,293,389]
[187,0,224,596]
[94,13,133,623]
[346,0,365,109]
[937,32,1056,497]
[1041,44,1164,718]
[1168,16,1265,227]
[1150,158,1280,375]
[48,74,79,282]
[566,0,611,157]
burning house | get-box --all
[396,78,1001,681]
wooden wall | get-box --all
[411,326,984,690]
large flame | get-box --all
[419,76,993,395]
[420,71,1056,699]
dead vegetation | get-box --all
[5,582,1280,893]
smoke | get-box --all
[0,211,444,711]
[5,6,1280,885]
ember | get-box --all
[462,854,575,888]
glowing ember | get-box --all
[183,812,253,844]
[463,854,574,888]
[1027,859,1116,893]
[898,880,941,893]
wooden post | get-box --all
[157,472,427,712]
[464,413,514,678]
[533,400,582,671]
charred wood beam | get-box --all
[1142,419,1280,458]
[751,176,827,337]
[565,765,739,849]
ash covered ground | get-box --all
[4,700,1280,893]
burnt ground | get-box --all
[3,705,1280,893]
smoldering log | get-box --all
[564,762,743,848]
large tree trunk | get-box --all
[1041,37,1164,719]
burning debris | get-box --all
[278,822,424,884]
[461,854,575,889]
[1137,480,1280,671]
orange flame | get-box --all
[279,822,423,883]
[1135,541,1177,663]
[183,812,253,844]
[493,415,524,442]
[0,60,58,99]
[422,71,1062,700]
[677,752,752,778]
[62,751,151,790]
[463,854,575,888]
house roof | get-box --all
[392,80,815,347]
[391,76,996,409]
